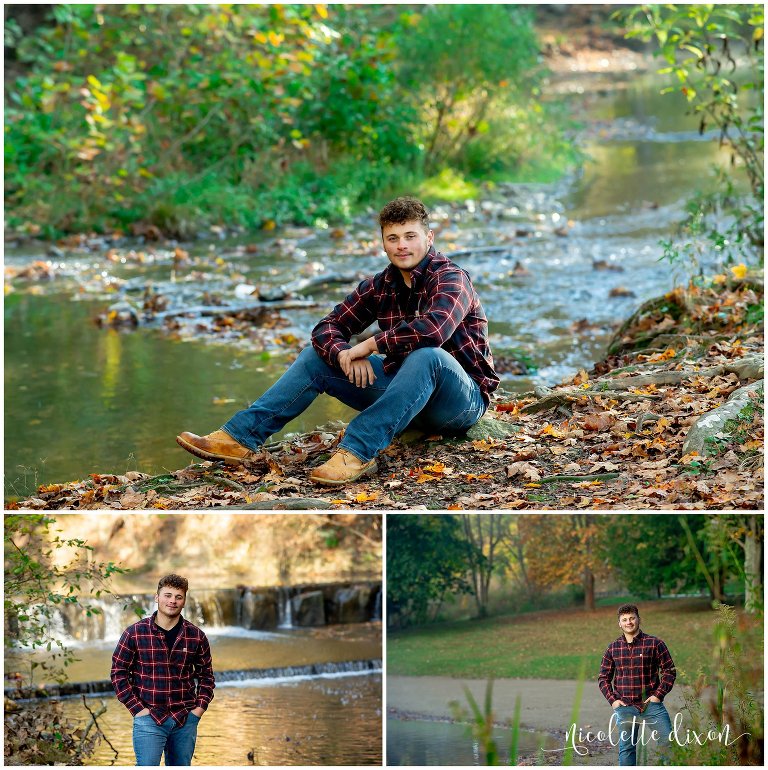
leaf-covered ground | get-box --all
[11,279,763,511]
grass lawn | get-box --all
[387,598,764,683]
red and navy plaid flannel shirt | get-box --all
[311,247,499,404]
[598,629,676,706]
[110,612,215,726]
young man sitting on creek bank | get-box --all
[177,196,499,485]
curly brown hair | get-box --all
[617,603,639,618]
[378,196,430,232]
[157,574,188,594]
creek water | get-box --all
[10,608,382,765]
[60,673,382,765]
[4,71,738,498]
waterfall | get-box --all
[278,588,294,629]
[13,583,380,642]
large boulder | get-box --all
[466,414,517,441]
[682,380,764,457]
[292,590,326,626]
[334,585,372,623]
[238,589,278,629]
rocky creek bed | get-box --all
[10,274,763,511]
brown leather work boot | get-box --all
[176,430,262,465]
[309,448,378,486]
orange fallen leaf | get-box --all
[355,491,379,503]
[583,413,616,431]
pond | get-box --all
[4,71,739,498]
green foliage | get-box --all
[621,4,764,277]
[668,604,763,765]
[4,514,139,685]
[4,4,573,235]
[386,514,477,627]
[602,514,712,598]
[396,5,540,172]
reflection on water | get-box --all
[62,674,382,766]
[386,717,560,766]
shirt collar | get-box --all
[620,629,646,645]
[150,610,185,632]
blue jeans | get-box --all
[133,713,200,766]
[222,346,486,462]
[612,702,673,766]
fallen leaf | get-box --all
[119,490,146,509]
[506,462,541,482]
[583,413,616,431]
[587,461,620,473]
[562,462,582,474]
[355,491,379,503]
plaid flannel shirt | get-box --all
[111,612,215,726]
[598,629,676,706]
[311,247,499,404]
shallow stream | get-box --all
[5,71,738,497]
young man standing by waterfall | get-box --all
[111,574,215,766]
[598,604,677,765]
[176,196,499,485]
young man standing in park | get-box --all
[176,196,499,485]
[598,604,677,766]
[111,574,215,766]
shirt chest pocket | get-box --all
[173,641,198,668]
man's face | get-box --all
[156,586,186,617]
[382,220,434,274]
[619,612,640,635]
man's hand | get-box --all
[612,699,627,709]
[644,695,661,704]
[190,707,205,717]
[135,708,151,717]
[347,359,377,388]
[337,337,379,384]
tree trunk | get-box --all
[584,566,595,611]
[743,515,763,613]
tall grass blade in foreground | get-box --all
[463,681,499,765]
[562,660,586,766]
[508,694,521,766]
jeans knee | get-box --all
[401,346,451,372]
